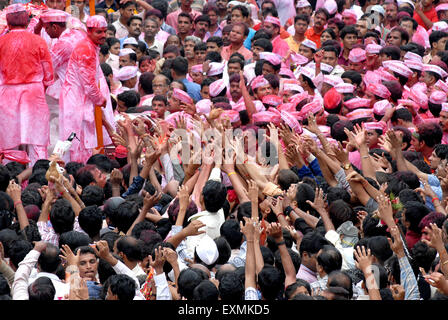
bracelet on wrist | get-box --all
[14,200,22,208]
[284,206,293,217]
[432,197,440,203]
[276,240,285,246]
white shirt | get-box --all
[112,20,129,39]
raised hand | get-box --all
[247,180,259,204]
[422,223,445,252]
[109,168,123,186]
[178,185,190,211]
[143,191,162,209]
[387,226,404,256]
[149,246,166,274]
[266,222,283,241]
[60,244,79,267]
[306,187,326,214]
[6,180,21,203]
[183,220,206,237]
[354,245,374,274]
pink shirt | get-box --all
[272,35,290,58]
[165,8,201,33]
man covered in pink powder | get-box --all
[59,15,115,163]
[0,4,54,165]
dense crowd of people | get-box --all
[1,0,448,301]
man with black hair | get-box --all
[297,232,330,284]
[114,235,146,278]
[170,56,202,101]
[78,205,103,241]
[285,14,310,53]
[311,245,343,295]
[185,164,227,256]
[193,14,210,41]
[166,0,201,33]
[142,17,164,56]
[113,1,137,39]
[305,8,329,48]
[13,241,68,300]
[338,25,359,66]
[206,36,223,53]
[222,22,253,61]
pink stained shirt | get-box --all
[165,8,201,33]
[272,35,290,58]
[221,44,253,61]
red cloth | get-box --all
[0,29,54,150]
[272,35,290,57]
[413,8,438,30]
[405,230,421,250]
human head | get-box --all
[75,246,99,281]
[28,277,55,301]
[50,199,75,235]
[178,12,193,36]
[37,243,61,274]
[127,15,142,38]
[78,205,103,240]
[340,25,358,51]
[106,274,136,300]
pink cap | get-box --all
[279,68,295,79]
[208,62,225,76]
[442,103,448,113]
[405,59,423,71]
[346,108,374,120]
[259,52,282,65]
[342,9,357,21]
[429,90,447,104]
[404,51,423,62]
[6,4,26,14]
[423,64,448,78]
[363,121,385,132]
[281,111,303,134]
[435,79,448,93]
[195,99,212,115]
[409,87,428,109]
[191,64,203,73]
[363,70,382,86]
[398,99,420,111]
[349,48,367,63]
[296,0,311,8]
[264,15,281,27]
[323,75,344,87]
[343,97,371,110]
[86,15,108,28]
[282,82,303,93]
[209,79,227,97]
[119,48,135,57]
[299,65,315,80]
[115,66,138,81]
[290,52,310,65]
[431,21,448,32]
[251,75,270,90]
[323,0,338,14]
[324,88,342,110]
[320,63,334,73]
[373,100,391,115]
[220,110,240,123]
[301,39,317,51]
[278,103,296,112]
[367,83,391,99]
[365,43,382,55]
[40,9,69,23]
[376,67,398,81]
[173,88,193,104]
[436,3,448,11]
[382,60,413,77]
[252,111,281,124]
[262,95,283,107]
[299,100,323,116]
[334,83,355,94]
[289,92,309,105]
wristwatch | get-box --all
[342,163,351,170]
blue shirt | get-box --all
[243,28,256,50]
[180,78,202,102]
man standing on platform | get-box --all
[0,4,54,165]
[59,15,115,163]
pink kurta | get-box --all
[59,36,115,163]
[0,29,54,150]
